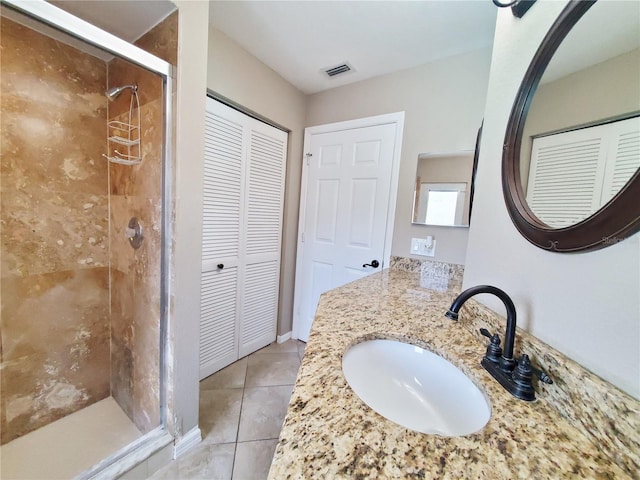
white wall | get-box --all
[464,1,640,399]
[306,48,493,265]
[206,28,307,336]
[170,0,208,441]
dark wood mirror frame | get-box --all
[502,0,640,252]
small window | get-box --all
[420,183,467,226]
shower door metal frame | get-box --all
[1,1,176,478]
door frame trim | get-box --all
[292,112,405,340]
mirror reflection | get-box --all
[519,0,640,228]
[412,151,473,227]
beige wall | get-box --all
[464,1,640,399]
[170,0,209,442]
[206,28,307,336]
[521,48,640,188]
[306,48,492,266]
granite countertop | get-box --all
[268,269,630,479]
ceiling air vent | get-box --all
[324,63,353,77]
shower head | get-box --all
[105,84,137,101]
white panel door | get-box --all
[294,121,400,341]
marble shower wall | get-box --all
[107,12,177,434]
[0,18,110,444]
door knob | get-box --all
[362,259,380,268]
[217,263,224,269]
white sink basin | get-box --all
[342,339,491,436]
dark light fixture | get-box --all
[493,0,537,18]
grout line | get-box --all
[235,437,279,444]
[242,383,297,389]
[231,361,248,474]
[241,360,248,387]
[230,439,238,480]
[249,353,302,360]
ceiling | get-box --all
[45,1,638,93]
[51,0,176,43]
[209,1,497,94]
[47,1,497,95]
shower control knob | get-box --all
[217,264,224,270]
[127,217,143,250]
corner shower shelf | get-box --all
[104,89,142,166]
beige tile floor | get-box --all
[149,339,305,480]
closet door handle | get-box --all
[217,263,224,270]
[362,259,380,268]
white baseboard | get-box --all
[277,331,292,343]
[173,427,201,459]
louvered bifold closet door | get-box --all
[527,128,606,228]
[200,268,238,378]
[600,116,640,205]
[238,122,288,358]
[199,98,246,380]
[527,116,640,229]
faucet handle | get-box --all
[531,364,553,385]
[479,328,502,364]
[511,354,553,401]
[511,354,536,400]
[516,353,553,385]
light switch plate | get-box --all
[411,237,436,257]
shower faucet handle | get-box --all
[126,217,143,250]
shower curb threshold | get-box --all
[84,430,173,480]
[174,426,202,459]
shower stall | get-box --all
[0,1,175,478]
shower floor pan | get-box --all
[1,397,142,479]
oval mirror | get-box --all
[502,0,640,252]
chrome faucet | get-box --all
[445,285,552,401]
